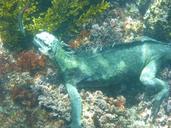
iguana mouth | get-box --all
[33,36,51,55]
[33,32,55,48]
[33,36,46,48]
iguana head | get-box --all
[33,31,58,57]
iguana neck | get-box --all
[54,45,77,71]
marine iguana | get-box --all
[33,31,169,128]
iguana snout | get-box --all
[33,31,55,55]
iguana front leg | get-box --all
[140,60,169,120]
[65,83,82,128]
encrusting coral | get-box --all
[143,0,171,41]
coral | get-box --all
[113,95,126,110]
[122,16,144,42]
[0,86,8,105]
[32,75,71,123]
[159,64,171,97]
[69,30,90,49]
[89,21,122,46]
[0,51,30,78]
[72,18,123,53]
[0,58,170,128]
[80,90,128,128]
[0,54,10,76]
[32,77,170,128]
[7,72,33,89]
[70,0,170,52]
[143,0,171,41]
[69,3,145,52]
[0,52,17,77]
[16,50,46,73]
[166,97,171,114]
[0,44,18,77]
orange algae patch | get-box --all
[69,30,90,49]
[16,50,46,72]
[11,85,37,108]
[114,96,126,111]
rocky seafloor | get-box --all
[0,41,171,128]
[0,0,171,128]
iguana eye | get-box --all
[34,36,38,40]
[48,48,53,54]
[39,38,43,42]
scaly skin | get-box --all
[33,32,170,127]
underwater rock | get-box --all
[159,65,171,97]
[31,73,171,128]
[71,1,145,52]
[166,98,171,114]
[8,72,33,88]
[32,75,71,122]
[135,0,153,16]
[73,18,123,53]
[143,0,171,41]
[0,44,16,77]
